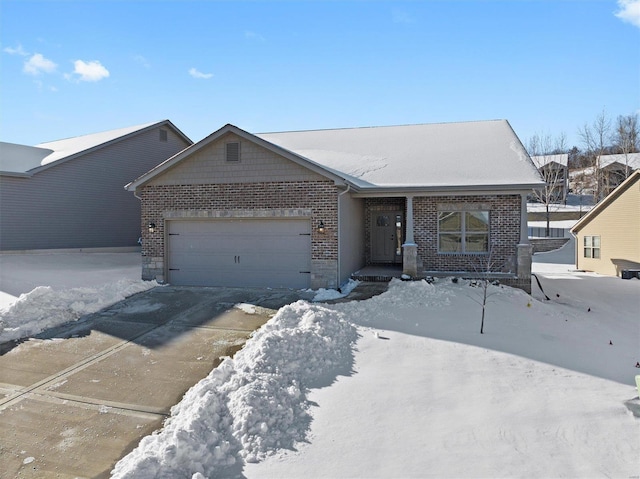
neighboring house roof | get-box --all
[531,154,568,168]
[0,120,191,177]
[0,143,53,175]
[128,120,544,193]
[599,152,640,170]
[570,169,640,234]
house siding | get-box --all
[0,126,189,251]
[148,133,324,186]
[575,180,640,276]
[140,181,339,288]
[338,193,365,284]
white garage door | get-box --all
[166,219,311,288]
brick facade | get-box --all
[414,194,521,274]
[139,180,339,288]
[365,194,522,275]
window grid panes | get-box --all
[438,210,489,253]
[583,236,601,259]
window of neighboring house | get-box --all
[226,142,240,162]
[159,129,168,142]
[438,210,490,253]
[583,235,601,259]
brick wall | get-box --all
[414,195,521,274]
[139,180,338,287]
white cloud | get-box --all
[71,60,110,82]
[245,30,265,42]
[23,53,57,75]
[615,0,640,27]
[188,67,214,79]
[4,44,28,56]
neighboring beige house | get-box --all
[570,170,640,277]
[127,121,544,292]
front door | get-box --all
[370,211,403,263]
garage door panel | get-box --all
[167,219,311,288]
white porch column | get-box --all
[402,195,418,277]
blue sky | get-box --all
[1,0,639,149]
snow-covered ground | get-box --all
[0,252,154,343]
[1,249,638,478]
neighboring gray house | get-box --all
[0,120,191,251]
[531,154,569,204]
[126,120,544,293]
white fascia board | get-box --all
[350,184,543,198]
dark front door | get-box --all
[370,211,403,263]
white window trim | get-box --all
[583,235,601,259]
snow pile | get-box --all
[309,278,359,302]
[112,274,639,478]
[110,300,358,478]
[0,279,158,343]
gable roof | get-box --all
[257,120,543,190]
[128,120,544,194]
[0,120,191,177]
[599,152,640,170]
[531,154,569,168]
[571,169,640,234]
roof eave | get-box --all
[350,183,543,197]
[126,124,350,191]
[570,170,640,234]
[34,120,192,175]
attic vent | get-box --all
[226,142,240,162]
[159,129,168,142]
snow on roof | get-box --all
[0,142,53,175]
[35,121,162,166]
[257,120,544,189]
[599,152,640,170]
[531,154,568,168]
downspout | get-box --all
[337,183,351,289]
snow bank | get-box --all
[309,278,360,302]
[0,279,158,344]
[111,300,358,478]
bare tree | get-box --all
[528,132,568,236]
[578,110,612,201]
[468,250,502,334]
[613,113,639,178]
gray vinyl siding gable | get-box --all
[0,126,190,250]
[148,133,325,186]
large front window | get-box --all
[438,211,489,253]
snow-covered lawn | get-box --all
[1,249,638,478]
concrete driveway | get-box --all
[0,285,315,479]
